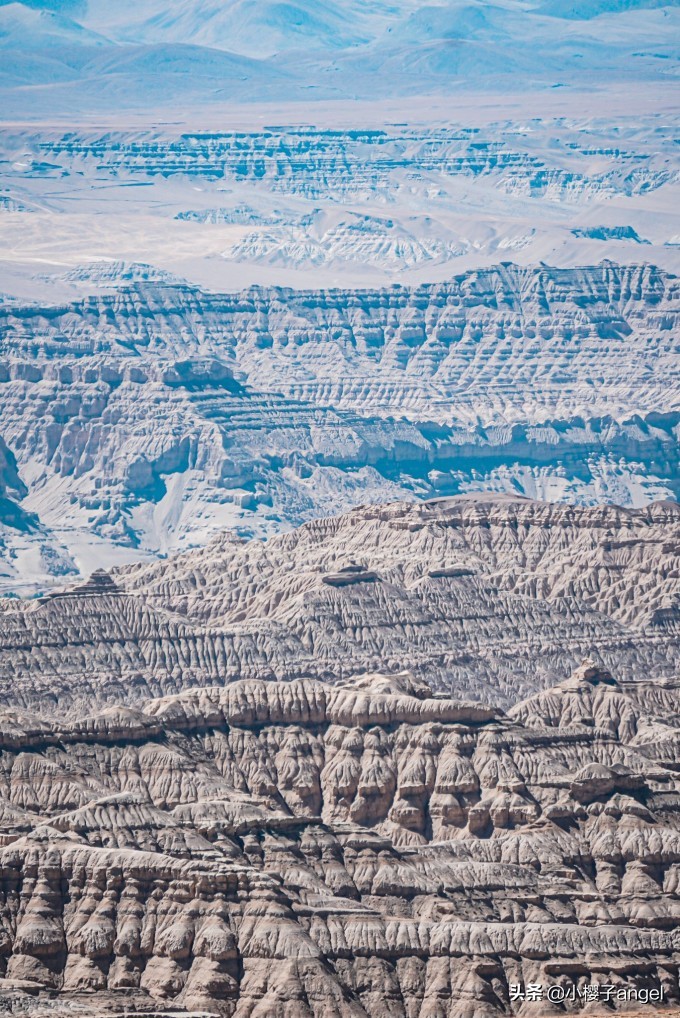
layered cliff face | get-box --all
[33,124,678,203]
[3,263,677,425]
[0,500,677,1012]
[3,114,677,295]
[0,496,676,716]
[0,665,678,1015]
[0,262,678,592]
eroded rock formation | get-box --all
[0,261,678,591]
[0,496,677,716]
[0,665,678,1014]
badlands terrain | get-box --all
[0,90,679,591]
[0,260,679,593]
[1,491,680,1013]
[0,11,678,595]
[0,1,679,1014]
[0,661,679,1015]
[0,494,677,713]
[0,496,677,1014]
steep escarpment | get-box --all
[2,263,677,424]
[123,494,680,629]
[0,666,678,1015]
[0,435,76,596]
[0,262,678,591]
[0,497,676,715]
[33,125,680,202]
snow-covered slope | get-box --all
[83,0,380,58]
[0,0,678,113]
[538,0,679,17]
[2,115,678,295]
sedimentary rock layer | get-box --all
[0,665,678,1014]
[0,262,678,590]
[0,496,677,714]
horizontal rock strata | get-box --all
[0,496,677,714]
[0,261,678,590]
[0,665,678,1013]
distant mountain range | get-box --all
[0,0,678,114]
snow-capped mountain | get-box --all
[0,0,678,114]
